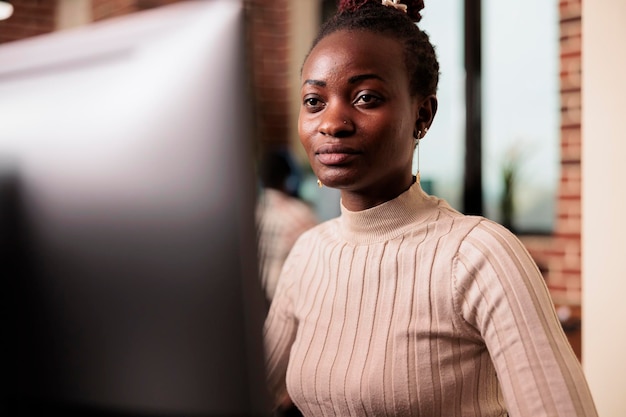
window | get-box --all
[482,0,559,232]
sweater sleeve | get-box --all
[263,240,302,406]
[452,219,598,417]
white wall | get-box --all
[582,0,626,415]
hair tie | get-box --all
[381,0,408,13]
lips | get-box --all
[315,144,361,165]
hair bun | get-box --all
[337,0,425,22]
[403,0,425,22]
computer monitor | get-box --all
[0,1,268,415]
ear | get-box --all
[413,94,438,137]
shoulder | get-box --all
[429,213,539,288]
[450,215,543,301]
[457,216,532,261]
[449,217,548,336]
[421,202,526,256]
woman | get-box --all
[263,0,598,415]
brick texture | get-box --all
[92,0,138,21]
[0,0,57,44]
[245,0,291,149]
[555,0,582,306]
[92,0,184,21]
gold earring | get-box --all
[317,178,322,188]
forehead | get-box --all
[303,30,407,84]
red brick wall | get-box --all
[245,0,291,149]
[555,0,582,304]
[92,0,138,21]
[92,0,184,21]
[0,0,57,44]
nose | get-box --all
[318,103,354,138]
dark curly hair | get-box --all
[308,0,439,98]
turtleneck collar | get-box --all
[338,182,445,245]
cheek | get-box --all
[374,118,413,161]
[298,116,315,152]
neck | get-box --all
[340,174,415,211]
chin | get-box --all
[318,174,361,190]
[315,163,358,181]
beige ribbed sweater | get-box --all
[264,182,597,416]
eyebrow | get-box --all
[348,73,384,84]
[303,79,326,87]
[302,73,384,88]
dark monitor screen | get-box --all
[0,1,268,415]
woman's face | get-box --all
[299,29,426,209]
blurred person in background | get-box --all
[256,147,318,307]
[256,148,317,416]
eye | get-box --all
[354,93,382,107]
[303,95,325,112]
